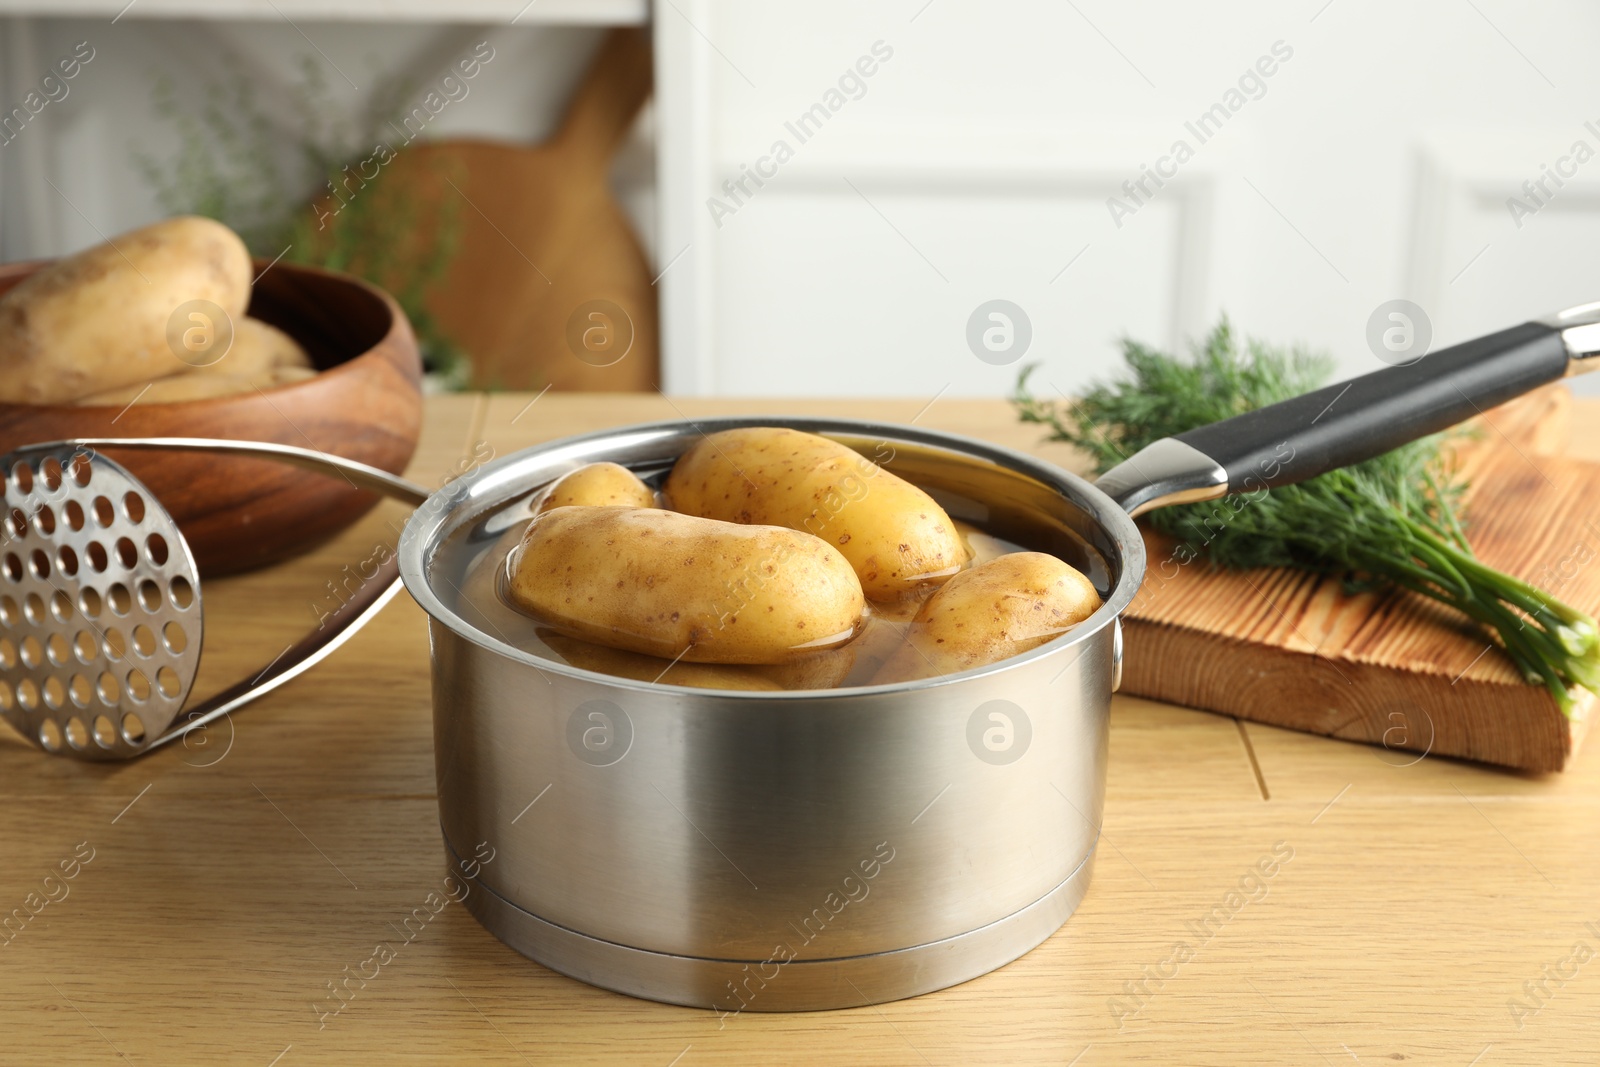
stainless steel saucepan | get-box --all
[4,307,1596,1008]
[396,305,1600,1012]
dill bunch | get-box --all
[1013,319,1600,714]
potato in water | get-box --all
[759,641,859,689]
[540,616,860,691]
[664,427,967,601]
[508,506,864,664]
[536,630,784,691]
[536,462,655,513]
[875,552,1101,682]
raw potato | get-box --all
[76,374,263,407]
[273,366,317,386]
[0,216,252,404]
[665,427,968,601]
[758,643,859,690]
[536,462,655,514]
[874,552,1102,682]
[537,630,783,691]
[508,506,865,664]
[546,612,856,691]
[191,316,312,378]
[74,363,316,407]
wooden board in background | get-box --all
[382,28,659,392]
[1122,385,1595,772]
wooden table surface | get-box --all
[6,393,1600,1067]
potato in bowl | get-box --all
[0,217,422,575]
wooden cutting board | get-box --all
[383,28,659,392]
[1121,384,1598,772]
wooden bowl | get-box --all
[0,258,423,576]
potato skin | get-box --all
[73,362,315,407]
[545,622,857,691]
[0,216,252,404]
[536,462,655,514]
[874,552,1101,682]
[273,366,318,386]
[73,317,312,405]
[536,630,783,691]
[756,643,858,689]
[190,316,311,378]
[664,427,967,601]
[508,506,865,664]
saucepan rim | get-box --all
[396,416,1147,700]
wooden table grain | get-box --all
[4,393,1599,1066]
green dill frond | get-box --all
[1014,319,1600,715]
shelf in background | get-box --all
[0,0,648,24]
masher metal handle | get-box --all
[65,437,431,507]
[151,555,406,752]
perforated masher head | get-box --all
[0,444,201,757]
[0,438,428,761]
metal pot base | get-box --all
[448,836,1098,1012]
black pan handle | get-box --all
[1096,309,1600,517]
[1179,321,1565,487]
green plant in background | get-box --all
[1013,318,1600,714]
[134,59,470,389]
[135,73,286,253]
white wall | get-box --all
[654,0,1600,396]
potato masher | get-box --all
[0,437,428,761]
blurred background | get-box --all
[2,0,1598,396]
